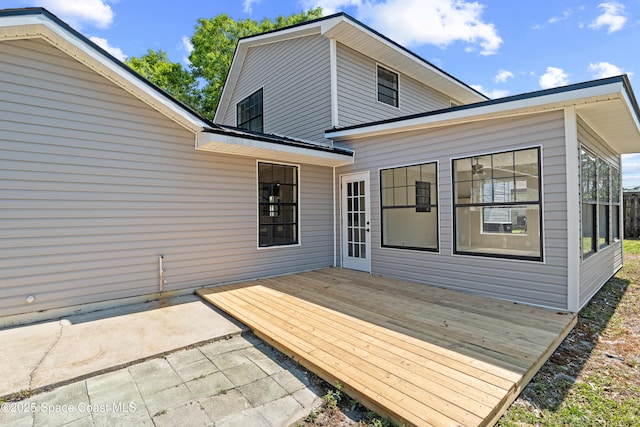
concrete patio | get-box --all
[0,295,323,426]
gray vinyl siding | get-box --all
[336,43,452,128]
[336,111,570,309]
[0,39,334,318]
[577,116,623,308]
[221,35,332,145]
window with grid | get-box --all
[453,147,542,261]
[612,167,621,241]
[377,65,398,107]
[598,158,610,249]
[380,162,438,251]
[258,162,297,247]
[580,148,621,259]
[581,148,597,257]
[237,88,263,132]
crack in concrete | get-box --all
[27,318,66,391]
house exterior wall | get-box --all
[0,39,334,318]
[577,116,623,308]
[335,43,453,128]
[335,111,571,309]
[220,35,333,144]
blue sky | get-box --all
[5,0,640,187]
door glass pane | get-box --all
[345,178,368,261]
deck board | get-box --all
[197,268,576,427]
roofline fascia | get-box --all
[0,8,214,130]
[214,11,487,121]
[621,74,640,132]
[331,14,487,102]
[196,131,354,166]
[202,127,354,156]
[213,42,243,123]
[326,77,636,139]
[214,16,338,122]
[236,12,486,102]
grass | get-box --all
[498,239,640,426]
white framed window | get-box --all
[258,162,298,247]
[453,147,542,261]
[377,65,398,107]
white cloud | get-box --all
[303,0,363,15]
[89,36,126,61]
[181,36,194,65]
[470,84,509,99]
[182,36,194,54]
[243,0,262,13]
[589,2,627,33]
[304,0,502,55]
[588,61,627,79]
[494,69,514,83]
[548,8,572,24]
[539,67,569,89]
[40,0,114,29]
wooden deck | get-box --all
[197,268,576,427]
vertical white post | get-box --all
[333,166,337,267]
[565,106,580,312]
[329,38,339,129]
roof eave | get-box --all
[213,12,486,122]
[0,9,211,133]
[320,15,487,105]
[326,78,640,154]
[196,131,354,167]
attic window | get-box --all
[377,66,398,107]
[237,88,263,132]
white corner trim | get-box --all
[564,106,580,312]
[330,38,339,128]
[333,166,337,267]
[213,46,246,124]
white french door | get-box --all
[341,172,371,272]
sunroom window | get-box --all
[381,162,438,251]
[580,147,620,259]
[612,167,621,241]
[453,147,542,261]
[581,148,597,257]
[258,162,297,247]
[598,158,610,249]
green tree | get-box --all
[126,50,201,111]
[189,8,322,118]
